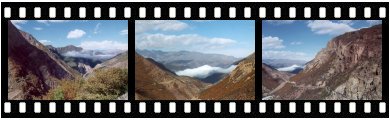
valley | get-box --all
[135,51,255,100]
[8,21,128,100]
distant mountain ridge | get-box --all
[46,45,103,74]
[135,52,210,100]
[137,49,240,83]
[136,49,239,71]
[46,45,83,54]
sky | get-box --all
[135,20,255,58]
[10,20,128,51]
[262,20,382,61]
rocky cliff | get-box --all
[273,25,382,100]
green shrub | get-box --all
[82,68,128,100]
[43,68,128,100]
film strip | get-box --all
[1,2,389,118]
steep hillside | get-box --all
[274,25,382,100]
[199,53,255,100]
[8,21,80,100]
[261,63,293,98]
[135,52,210,100]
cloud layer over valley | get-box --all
[176,65,237,79]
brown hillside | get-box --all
[199,53,255,100]
[8,21,80,100]
[274,25,382,100]
[135,52,210,100]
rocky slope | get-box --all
[261,63,293,98]
[273,25,382,100]
[94,51,128,70]
[8,21,80,100]
[199,53,255,100]
[135,52,210,100]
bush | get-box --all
[43,77,83,100]
[82,68,128,100]
[43,68,128,100]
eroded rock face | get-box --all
[199,53,255,100]
[273,25,382,100]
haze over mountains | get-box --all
[263,24,382,100]
[262,59,307,74]
[136,49,239,83]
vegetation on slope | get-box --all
[43,68,128,100]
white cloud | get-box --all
[192,20,215,22]
[338,20,354,25]
[79,40,128,50]
[266,20,295,25]
[11,20,27,24]
[67,29,86,39]
[136,33,236,50]
[366,20,382,26]
[262,36,285,49]
[307,20,356,35]
[135,20,189,33]
[39,40,51,45]
[10,20,27,29]
[94,23,101,34]
[63,50,124,60]
[277,64,303,72]
[176,65,237,78]
[290,41,303,45]
[36,20,68,25]
[262,50,312,61]
[34,27,43,30]
[120,29,128,35]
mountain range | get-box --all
[263,24,382,100]
[136,49,239,71]
[8,21,128,100]
[262,59,306,74]
[135,51,255,100]
[136,49,239,83]
[135,52,210,100]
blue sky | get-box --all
[10,20,128,50]
[135,20,255,58]
[262,20,382,61]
